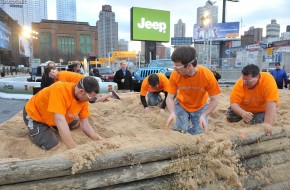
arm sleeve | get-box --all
[216,72,221,80]
[140,95,148,108]
[284,71,288,83]
[160,91,168,109]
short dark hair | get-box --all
[78,76,100,94]
[242,64,260,77]
[45,66,55,75]
[148,74,159,88]
[275,62,280,66]
[171,46,197,67]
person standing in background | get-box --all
[211,66,221,81]
[270,62,288,89]
[40,61,56,89]
[113,60,133,91]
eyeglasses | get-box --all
[242,76,258,83]
[174,59,195,70]
[79,78,97,103]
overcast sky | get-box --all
[48,0,290,50]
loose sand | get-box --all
[0,87,289,188]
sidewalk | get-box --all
[0,98,27,124]
[0,73,30,78]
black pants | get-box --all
[226,107,265,124]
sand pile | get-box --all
[0,87,289,189]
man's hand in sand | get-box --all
[242,111,253,123]
[264,123,272,136]
[144,107,150,112]
[165,112,176,130]
[199,114,208,134]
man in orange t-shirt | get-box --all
[227,64,279,135]
[45,67,118,101]
[23,76,103,150]
[140,73,170,114]
[165,46,220,135]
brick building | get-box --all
[32,19,98,64]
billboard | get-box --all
[131,7,170,42]
[19,35,30,57]
[193,22,240,41]
[0,21,11,50]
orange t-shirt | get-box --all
[56,71,84,83]
[140,73,170,96]
[167,65,220,112]
[230,72,279,112]
[25,82,90,127]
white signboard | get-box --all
[18,35,30,57]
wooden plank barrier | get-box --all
[0,127,289,189]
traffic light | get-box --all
[267,47,273,55]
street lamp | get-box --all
[138,51,141,68]
[22,27,38,66]
[201,11,211,67]
[222,0,239,23]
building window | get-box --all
[80,34,91,55]
[58,36,75,54]
[40,32,52,54]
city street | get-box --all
[0,98,27,124]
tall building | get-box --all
[196,1,218,25]
[287,25,290,32]
[266,19,280,38]
[174,19,185,37]
[118,39,128,51]
[244,26,263,43]
[57,0,76,21]
[96,5,118,58]
[0,0,47,27]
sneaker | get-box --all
[111,90,120,100]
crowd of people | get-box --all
[22,46,283,151]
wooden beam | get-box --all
[235,137,290,159]
[0,143,199,185]
[0,157,197,189]
[242,150,290,171]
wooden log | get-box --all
[242,150,290,171]
[234,137,290,159]
[101,174,177,190]
[202,161,290,190]
[0,157,197,190]
[230,127,290,147]
[241,161,290,189]
[0,143,199,185]
[261,181,290,190]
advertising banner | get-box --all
[131,7,170,42]
[0,21,11,50]
[193,22,240,41]
[19,35,30,57]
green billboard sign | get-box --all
[131,7,170,42]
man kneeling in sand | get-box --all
[23,76,103,150]
[226,64,279,135]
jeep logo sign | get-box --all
[137,18,167,33]
[131,7,170,42]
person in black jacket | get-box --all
[40,61,56,89]
[113,60,133,91]
[211,66,221,81]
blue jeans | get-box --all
[173,100,208,135]
[147,92,162,106]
